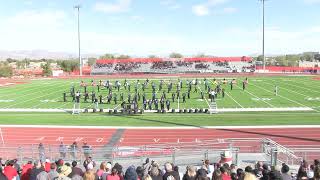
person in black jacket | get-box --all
[182,166,197,180]
[163,163,180,180]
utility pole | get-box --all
[74,5,82,76]
[260,0,267,72]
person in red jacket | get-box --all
[3,160,18,180]
[44,159,51,172]
[21,161,33,180]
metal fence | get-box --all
[0,138,313,168]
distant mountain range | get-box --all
[0,50,100,60]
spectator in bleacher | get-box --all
[68,161,84,178]
[212,169,222,180]
[96,162,108,179]
[220,167,231,180]
[243,172,256,180]
[107,167,120,180]
[57,165,72,180]
[136,166,144,180]
[314,165,320,180]
[36,167,48,180]
[182,166,196,180]
[281,164,291,180]
[124,166,137,180]
[48,163,59,180]
[44,159,51,172]
[163,163,180,180]
[150,166,162,180]
[196,169,209,180]
[297,165,308,180]
[83,157,96,171]
[101,162,112,180]
[3,160,18,180]
[173,166,183,180]
[236,169,244,180]
[113,163,124,180]
[0,166,8,180]
[21,161,33,180]
[29,160,45,180]
[268,170,282,180]
[83,169,95,180]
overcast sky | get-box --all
[0,0,319,56]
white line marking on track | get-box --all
[1,125,320,129]
[0,128,5,147]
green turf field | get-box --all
[0,75,319,126]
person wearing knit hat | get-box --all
[58,165,72,180]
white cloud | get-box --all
[192,5,210,16]
[93,0,132,13]
[192,0,231,16]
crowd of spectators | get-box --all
[114,63,141,72]
[94,64,113,69]
[1,156,320,180]
[195,63,210,70]
[175,61,193,67]
[151,62,175,70]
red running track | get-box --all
[0,127,320,148]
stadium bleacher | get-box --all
[91,57,255,75]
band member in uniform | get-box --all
[99,95,103,104]
[274,85,278,96]
[154,99,159,110]
[187,90,190,99]
[91,91,96,103]
[160,99,165,110]
[75,91,81,103]
[182,93,186,103]
[143,100,147,110]
[148,100,153,110]
[166,99,170,110]
[172,93,175,102]
[114,94,118,104]
[242,80,246,91]
[128,93,131,103]
[84,91,89,102]
[210,90,215,102]
[63,92,67,102]
[120,92,124,101]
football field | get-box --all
[0,75,319,126]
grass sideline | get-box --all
[0,111,319,126]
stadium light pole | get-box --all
[260,0,267,72]
[74,5,82,76]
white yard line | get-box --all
[225,92,244,108]
[0,81,63,99]
[250,83,318,112]
[3,83,70,108]
[277,79,320,94]
[235,85,275,107]
[265,80,311,98]
[197,86,211,110]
